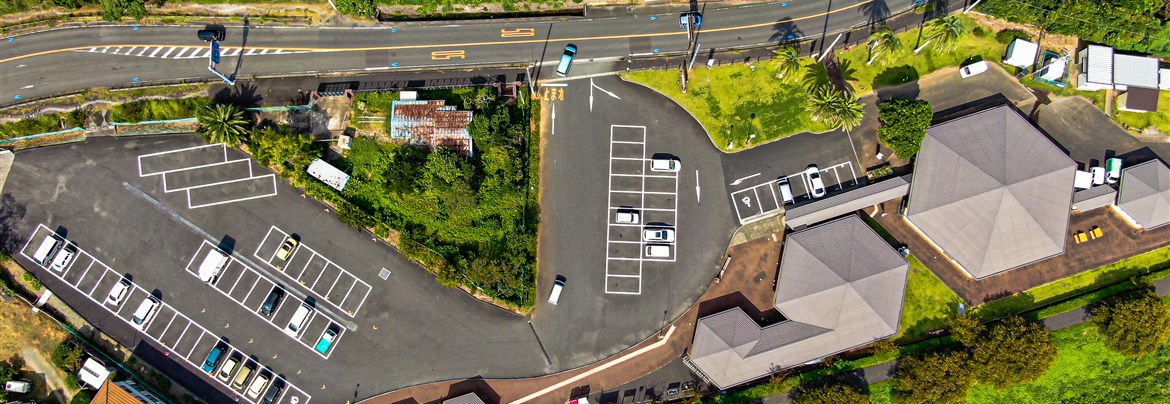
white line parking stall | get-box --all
[138,144,279,209]
[254,226,373,317]
[138,144,228,177]
[185,240,343,359]
[730,181,782,225]
[18,224,311,404]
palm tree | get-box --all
[917,16,967,54]
[806,85,864,131]
[197,104,249,146]
[806,85,842,122]
[772,46,803,80]
[866,26,902,65]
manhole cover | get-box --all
[379,268,391,280]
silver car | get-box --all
[806,165,827,199]
[643,228,676,242]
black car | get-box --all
[263,381,285,404]
[197,29,225,42]
[260,287,284,317]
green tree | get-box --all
[0,360,19,401]
[51,341,84,372]
[877,98,932,158]
[893,350,974,404]
[335,0,378,19]
[772,46,804,80]
[100,0,145,21]
[946,314,984,347]
[197,104,249,146]
[866,26,902,65]
[808,86,864,131]
[924,16,967,53]
[971,316,1057,388]
[1093,288,1170,358]
[795,381,871,404]
[248,126,319,168]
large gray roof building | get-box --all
[690,215,909,389]
[1116,160,1170,229]
[905,104,1075,279]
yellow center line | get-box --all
[0,1,872,65]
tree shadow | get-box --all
[770,17,804,44]
[0,194,28,254]
[873,64,920,87]
[212,82,264,108]
[859,0,890,27]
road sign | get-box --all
[210,41,221,65]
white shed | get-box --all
[78,358,112,389]
[1003,39,1038,68]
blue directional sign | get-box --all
[210,41,221,65]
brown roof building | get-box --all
[389,100,475,156]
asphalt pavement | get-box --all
[0,0,959,105]
[1,136,550,403]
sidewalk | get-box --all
[360,234,784,404]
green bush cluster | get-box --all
[20,272,42,291]
[978,0,1170,56]
[51,341,84,372]
[111,97,209,123]
[877,98,932,158]
[336,0,377,18]
[70,390,95,404]
[994,28,1031,44]
[0,110,87,139]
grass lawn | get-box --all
[896,255,964,342]
[838,15,1005,95]
[975,245,1170,319]
[622,61,834,152]
[866,314,1170,403]
[1115,90,1170,135]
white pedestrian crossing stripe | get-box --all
[81,46,298,59]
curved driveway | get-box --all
[0,0,916,105]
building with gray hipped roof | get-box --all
[1116,160,1170,230]
[689,215,909,389]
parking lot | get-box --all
[19,224,311,404]
[184,240,345,359]
[604,125,679,295]
[138,143,278,209]
[252,226,372,317]
[729,161,858,224]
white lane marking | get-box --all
[161,47,177,58]
[730,172,761,186]
[149,47,163,57]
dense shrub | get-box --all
[795,381,871,404]
[978,0,1170,56]
[994,28,1030,44]
[51,341,84,372]
[111,97,209,123]
[969,316,1057,388]
[70,389,94,404]
[877,98,932,158]
[894,350,975,404]
[20,272,42,292]
[336,0,377,18]
[1092,288,1170,358]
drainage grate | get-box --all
[378,268,391,280]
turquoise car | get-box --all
[315,328,337,354]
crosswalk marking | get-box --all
[136,47,150,56]
[160,47,177,58]
[75,46,299,59]
[149,47,163,57]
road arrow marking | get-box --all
[730,173,760,186]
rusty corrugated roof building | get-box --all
[389,100,475,156]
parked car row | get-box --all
[203,345,284,402]
[776,164,828,203]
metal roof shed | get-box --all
[785,175,911,229]
[1004,39,1038,68]
[1071,185,1116,212]
[1112,54,1160,90]
[1077,45,1113,90]
[1118,87,1161,113]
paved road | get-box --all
[0,0,958,105]
[20,347,70,403]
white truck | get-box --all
[198,249,230,284]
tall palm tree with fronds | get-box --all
[806,85,864,131]
[866,26,902,65]
[917,16,967,54]
[772,46,803,80]
[197,104,249,146]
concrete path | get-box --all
[20,347,70,403]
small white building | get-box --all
[78,358,112,390]
[1077,45,1114,91]
[1003,39,1038,68]
[1112,54,1160,91]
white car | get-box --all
[805,165,827,199]
[1090,167,1106,186]
[50,247,76,273]
[642,228,676,242]
[650,158,680,172]
[106,279,131,306]
[615,211,640,224]
[960,61,989,78]
[131,297,160,330]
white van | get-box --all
[131,298,160,330]
[285,303,313,337]
[777,177,795,204]
[645,244,671,258]
[198,249,230,284]
[32,236,63,267]
[548,279,565,305]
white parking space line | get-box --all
[18,224,311,404]
[729,161,857,225]
[184,241,337,359]
[186,175,278,209]
[162,158,254,192]
[137,143,227,176]
[254,226,373,317]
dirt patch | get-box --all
[967,12,1079,55]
